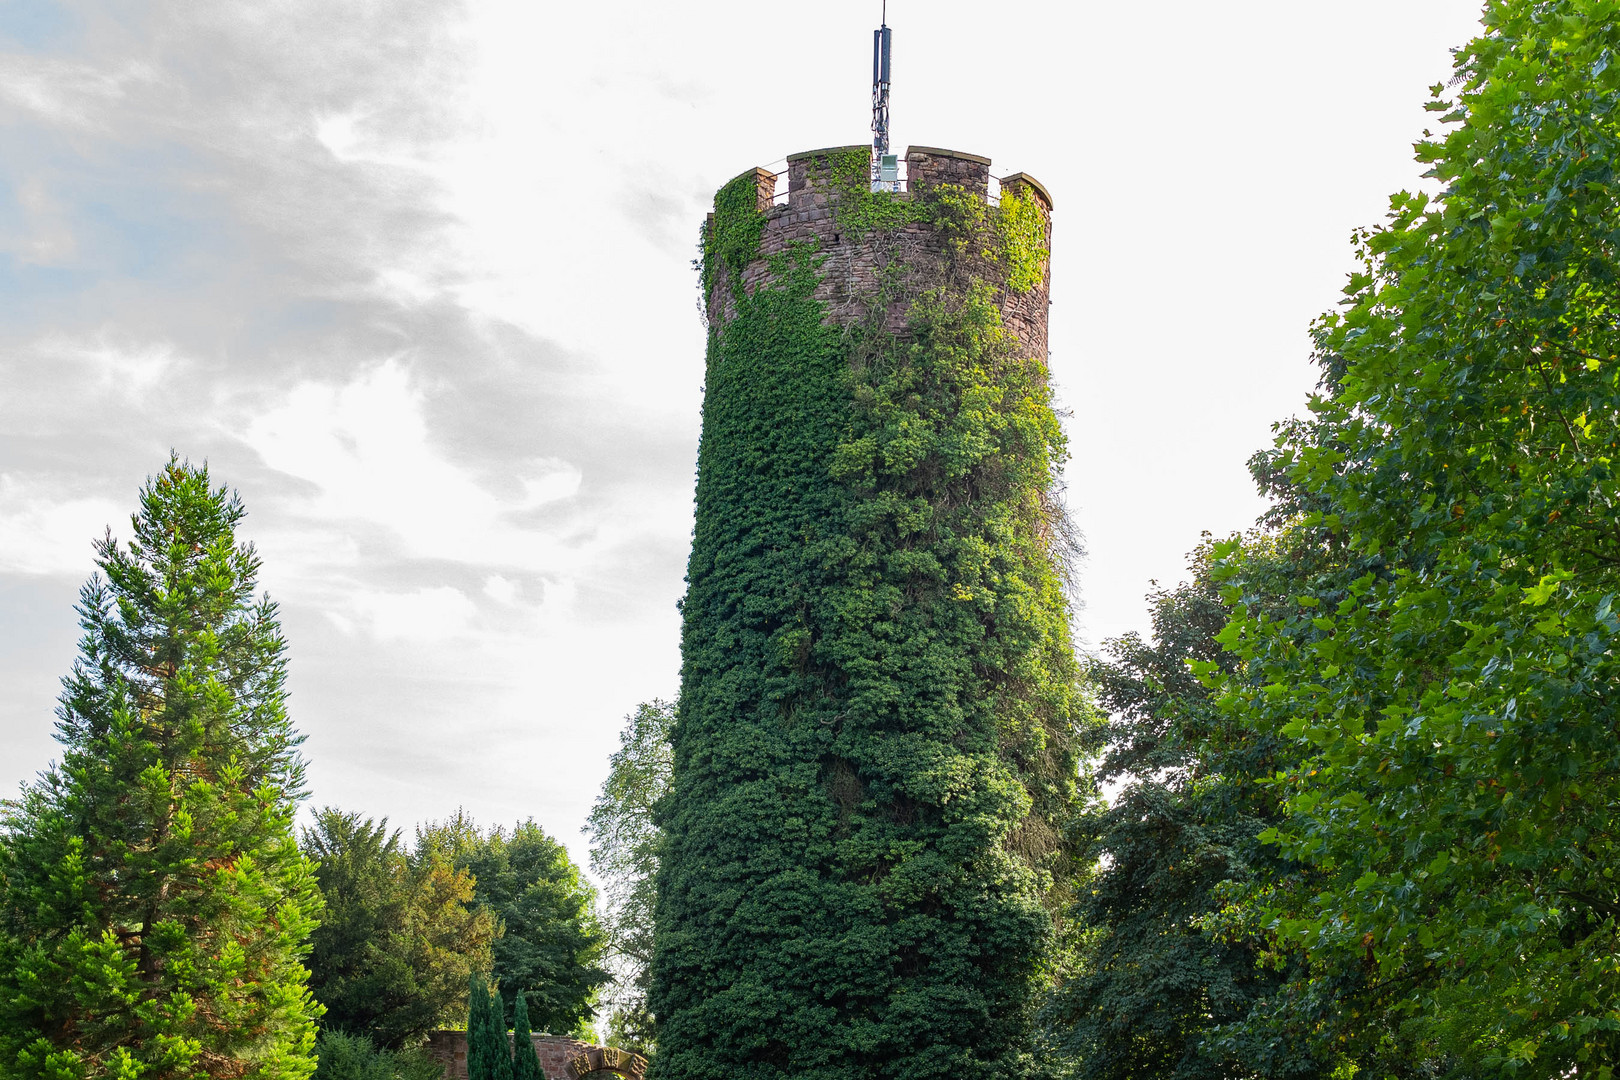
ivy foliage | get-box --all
[701,171,767,299]
[827,148,924,238]
[653,156,1088,1080]
[1205,1,1620,1074]
[997,189,1049,294]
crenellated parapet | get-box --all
[703,145,1053,359]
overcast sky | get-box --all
[0,0,1484,872]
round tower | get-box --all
[654,145,1080,1080]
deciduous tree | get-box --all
[1045,532,1353,1080]
[1211,2,1620,1072]
[585,699,673,1057]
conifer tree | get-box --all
[466,973,490,1080]
[484,984,512,1080]
[466,974,511,1080]
[0,457,324,1080]
[303,810,496,1048]
[508,993,543,1080]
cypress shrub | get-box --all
[312,1031,442,1080]
[466,972,491,1080]
[470,975,512,1080]
[509,993,544,1080]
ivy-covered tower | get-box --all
[652,145,1082,1080]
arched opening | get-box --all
[562,1047,646,1080]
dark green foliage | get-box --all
[466,973,491,1080]
[419,814,608,1038]
[302,810,497,1049]
[465,973,511,1080]
[587,700,674,1058]
[1207,1,1620,1073]
[1043,539,1336,1080]
[1048,551,1254,1080]
[312,1031,440,1080]
[466,974,511,1080]
[0,458,324,1080]
[652,167,1090,1078]
[509,994,542,1080]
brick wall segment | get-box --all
[422,1030,645,1080]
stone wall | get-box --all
[705,144,1053,362]
[422,1030,645,1080]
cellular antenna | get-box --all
[871,5,897,192]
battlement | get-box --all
[740,145,1051,215]
[704,144,1053,358]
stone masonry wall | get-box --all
[423,1030,644,1080]
[705,144,1053,362]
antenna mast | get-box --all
[871,4,896,191]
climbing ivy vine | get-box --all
[657,160,1087,1080]
[997,188,1049,293]
[828,147,923,238]
[701,170,768,300]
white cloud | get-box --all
[0,334,181,412]
[314,111,367,162]
[53,336,180,394]
[483,574,520,605]
[0,475,121,578]
[241,360,582,572]
[348,584,477,642]
[9,175,77,264]
[0,55,152,130]
[315,108,445,174]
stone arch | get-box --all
[562,1047,646,1080]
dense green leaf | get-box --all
[1210,2,1620,1073]
[301,810,496,1049]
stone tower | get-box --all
[653,145,1079,1080]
